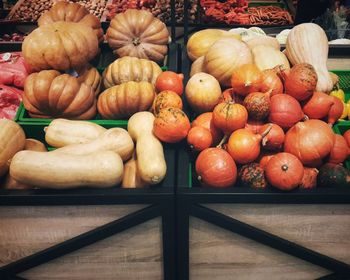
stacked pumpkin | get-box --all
[184,23,350,190]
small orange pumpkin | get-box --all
[187,126,213,151]
[152,90,183,115]
[153,107,191,143]
[231,64,262,97]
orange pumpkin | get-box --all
[192,112,223,145]
[23,70,96,119]
[155,71,184,96]
[187,126,213,151]
[153,107,191,143]
[77,65,102,96]
[152,90,183,115]
[231,64,262,96]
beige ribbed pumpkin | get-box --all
[77,65,102,96]
[97,81,156,119]
[204,38,253,87]
[38,1,103,42]
[252,45,290,71]
[103,56,162,89]
[106,9,169,63]
[22,22,99,71]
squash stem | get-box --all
[216,135,228,149]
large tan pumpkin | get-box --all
[0,119,26,177]
[22,22,99,71]
[97,81,156,119]
[24,70,96,119]
[38,1,103,43]
[204,38,253,87]
[77,65,102,96]
[103,56,162,89]
[106,9,169,63]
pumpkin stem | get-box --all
[216,135,228,149]
[197,175,202,182]
[132,37,141,46]
[281,164,288,171]
[302,115,309,121]
[260,123,273,139]
[276,65,287,83]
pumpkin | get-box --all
[23,70,96,119]
[299,167,318,189]
[231,64,262,96]
[260,123,285,151]
[0,119,26,177]
[97,81,155,119]
[187,126,213,152]
[284,63,318,101]
[106,9,169,63]
[187,29,241,61]
[219,88,244,104]
[244,120,265,134]
[245,36,280,50]
[286,23,333,93]
[152,90,183,115]
[328,96,344,125]
[317,163,350,187]
[77,65,102,96]
[185,72,221,113]
[204,38,253,87]
[190,56,206,77]
[284,119,335,167]
[269,94,305,130]
[155,71,184,96]
[38,1,103,42]
[265,152,304,191]
[328,134,350,164]
[302,91,334,120]
[344,130,350,147]
[243,91,270,121]
[195,147,237,188]
[153,107,191,143]
[22,22,99,71]
[213,102,248,135]
[259,67,284,96]
[258,151,277,170]
[238,163,268,189]
[251,45,290,71]
[102,56,162,89]
[192,112,223,145]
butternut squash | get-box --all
[127,112,167,184]
[10,150,124,189]
[0,119,26,177]
[286,23,333,93]
[45,119,107,148]
[24,139,47,152]
[190,56,205,77]
[54,128,134,162]
[121,152,148,188]
[252,45,290,71]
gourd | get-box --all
[285,23,333,93]
[22,22,99,71]
[238,163,267,189]
[45,119,107,148]
[38,1,103,42]
[54,128,134,162]
[77,65,102,96]
[317,163,350,187]
[204,38,253,87]
[122,152,148,188]
[127,112,166,184]
[187,29,241,61]
[97,81,155,119]
[252,45,290,71]
[102,56,162,89]
[0,119,26,177]
[10,151,124,189]
[106,9,170,63]
[23,70,96,120]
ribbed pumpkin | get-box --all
[77,65,102,96]
[24,70,96,119]
[22,22,99,71]
[97,81,155,119]
[204,38,253,87]
[38,1,103,42]
[0,119,26,177]
[102,56,163,89]
[106,9,169,63]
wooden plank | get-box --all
[0,205,146,266]
[206,204,350,264]
[190,217,330,280]
[18,218,162,280]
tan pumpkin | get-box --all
[106,9,169,63]
[23,70,96,119]
[103,56,162,89]
[245,36,280,50]
[22,22,99,71]
[204,38,253,87]
[252,45,290,71]
[97,81,156,119]
[77,65,102,96]
[38,1,103,43]
[0,119,26,177]
[187,29,241,61]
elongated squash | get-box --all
[54,128,134,162]
[286,23,333,93]
[10,150,123,189]
[121,152,148,188]
[45,119,107,148]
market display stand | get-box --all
[0,42,181,280]
[176,46,350,280]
